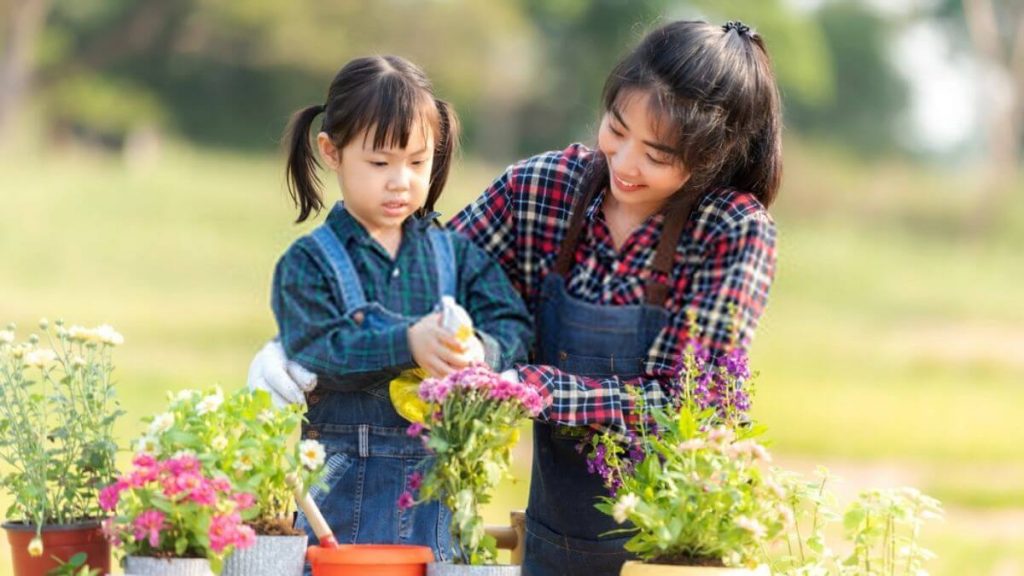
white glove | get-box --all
[247,340,317,408]
[440,296,485,364]
[499,368,519,383]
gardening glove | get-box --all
[247,340,317,408]
[389,297,483,423]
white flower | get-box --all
[27,536,43,557]
[196,391,223,415]
[148,412,175,435]
[0,330,14,345]
[735,516,766,539]
[67,326,90,342]
[258,409,276,425]
[611,492,640,524]
[94,324,124,346]
[173,389,197,405]
[24,348,57,367]
[233,454,254,472]
[678,439,705,452]
[136,435,159,455]
[211,435,228,451]
[299,439,326,470]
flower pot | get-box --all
[427,562,521,575]
[221,534,308,576]
[306,543,434,576]
[124,556,215,575]
[3,520,111,576]
[620,561,770,576]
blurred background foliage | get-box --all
[2,0,1024,574]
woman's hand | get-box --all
[246,340,318,407]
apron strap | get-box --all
[644,196,696,306]
[552,168,699,307]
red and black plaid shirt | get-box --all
[449,144,777,433]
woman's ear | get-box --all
[317,132,341,170]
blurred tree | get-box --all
[934,0,1023,223]
[0,0,51,148]
[778,1,910,158]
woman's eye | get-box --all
[647,155,670,166]
[369,161,388,167]
[609,125,624,137]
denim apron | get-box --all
[524,186,694,576]
[295,220,455,566]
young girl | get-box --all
[262,55,532,560]
[253,21,781,575]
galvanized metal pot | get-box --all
[221,534,308,576]
[426,563,522,576]
[123,556,214,575]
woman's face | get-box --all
[597,89,691,217]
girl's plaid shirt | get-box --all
[449,144,777,434]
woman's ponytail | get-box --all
[285,104,326,223]
[421,98,460,217]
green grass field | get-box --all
[1,143,1022,574]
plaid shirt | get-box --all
[273,204,532,380]
[449,144,777,433]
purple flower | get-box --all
[406,422,424,438]
[407,471,423,491]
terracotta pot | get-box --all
[221,534,307,576]
[620,561,770,575]
[124,555,215,575]
[3,519,111,576]
[426,562,521,575]
[306,543,434,576]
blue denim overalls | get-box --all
[524,185,694,576]
[296,219,454,565]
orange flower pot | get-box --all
[3,520,111,576]
[307,543,434,576]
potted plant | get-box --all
[772,469,943,575]
[134,387,327,575]
[0,319,124,575]
[580,340,784,575]
[99,452,256,574]
[405,365,546,575]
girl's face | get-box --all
[318,122,434,239]
[597,89,691,218]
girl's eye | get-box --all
[411,159,427,166]
[369,161,388,167]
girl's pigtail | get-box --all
[285,104,326,223]
[421,99,460,217]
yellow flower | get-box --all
[27,536,43,557]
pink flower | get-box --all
[233,492,256,510]
[101,517,122,546]
[235,524,257,549]
[407,471,423,491]
[211,476,233,492]
[397,491,415,510]
[189,483,218,507]
[132,453,157,468]
[132,510,165,548]
[99,483,124,512]
[209,512,243,553]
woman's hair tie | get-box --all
[723,21,751,37]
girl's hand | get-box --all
[408,313,473,378]
[246,340,317,407]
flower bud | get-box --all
[38,318,49,331]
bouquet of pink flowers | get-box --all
[99,453,256,572]
[404,366,545,565]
